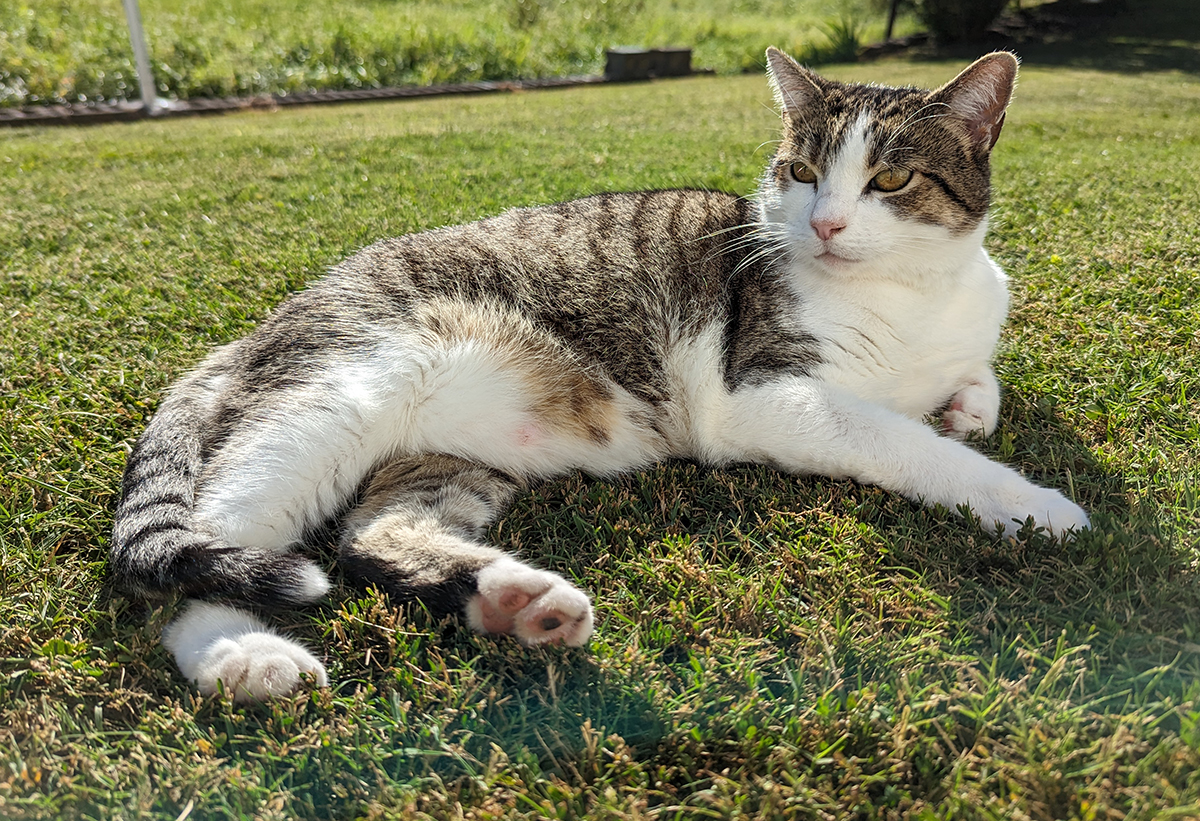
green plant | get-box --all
[801,14,866,65]
[0,0,911,108]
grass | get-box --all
[0,0,914,107]
[3,25,1200,821]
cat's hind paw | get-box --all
[164,601,328,703]
[195,633,328,702]
[466,557,594,647]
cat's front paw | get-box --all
[466,557,594,647]
[980,482,1090,540]
[943,379,1000,441]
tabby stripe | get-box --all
[514,210,532,240]
[587,195,615,270]
[667,191,689,269]
[121,520,191,547]
[923,171,974,214]
[126,445,194,473]
[117,493,191,519]
[121,465,194,497]
[631,192,653,259]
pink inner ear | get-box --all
[941,54,1017,152]
[981,111,1006,151]
[954,83,1008,146]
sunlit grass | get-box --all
[1,48,1199,821]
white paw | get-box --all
[465,557,594,647]
[164,601,327,703]
[943,379,1000,441]
[976,482,1090,540]
[194,632,328,703]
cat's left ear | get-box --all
[934,51,1018,154]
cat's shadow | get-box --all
[486,385,1184,669]
[310,388,1190,769]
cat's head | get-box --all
[757,48,1017,283]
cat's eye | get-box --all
[790,162,817,184]
[870,167,913,192]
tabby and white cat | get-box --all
[111,49,1089,701]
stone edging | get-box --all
[0,75,610,128]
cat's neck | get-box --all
[771,221,1009,418]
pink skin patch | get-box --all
[514,422,542,447]
[474,588,575,642]
[476,589,535,633]
[942,398,967,433]
[942,379,997,441]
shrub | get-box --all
[807,15,865,64]
[915,0,1010,42]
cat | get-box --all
[111,48,1089,702]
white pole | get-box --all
[121,0,158,114]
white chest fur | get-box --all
[787,245,1009,421]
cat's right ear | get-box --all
[766,47,824,120]
[935,51,1019,154]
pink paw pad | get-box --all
[466,558,594,647]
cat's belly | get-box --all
[409,337,670,478]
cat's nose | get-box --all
[810,217,847,241]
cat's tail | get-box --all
[110,392,330,607]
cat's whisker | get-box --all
[879,102,952,156]
[727,239,789,278]
[693,221,764,242]
[703,235,783,272]
[879,144,917,161]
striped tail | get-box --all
[110,393,329,607]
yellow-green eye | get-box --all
[871,167,913,192]
[790,162,817,184]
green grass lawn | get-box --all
[0,0,911,107]
[2,46,1200,821]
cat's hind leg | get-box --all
[340,454,593,646]
[164,601,328,703]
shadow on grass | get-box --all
[101,389,1195,811]
[915,0,1200,77]
[485,383,1198,686]
[912,387,1199,662]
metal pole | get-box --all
[121,0,158,114]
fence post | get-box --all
[121,0,159,114]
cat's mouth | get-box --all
[815,250,860,266]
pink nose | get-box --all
[811,217,846,241]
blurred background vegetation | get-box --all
[2,0,936,107]
[4,0,1189,109]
